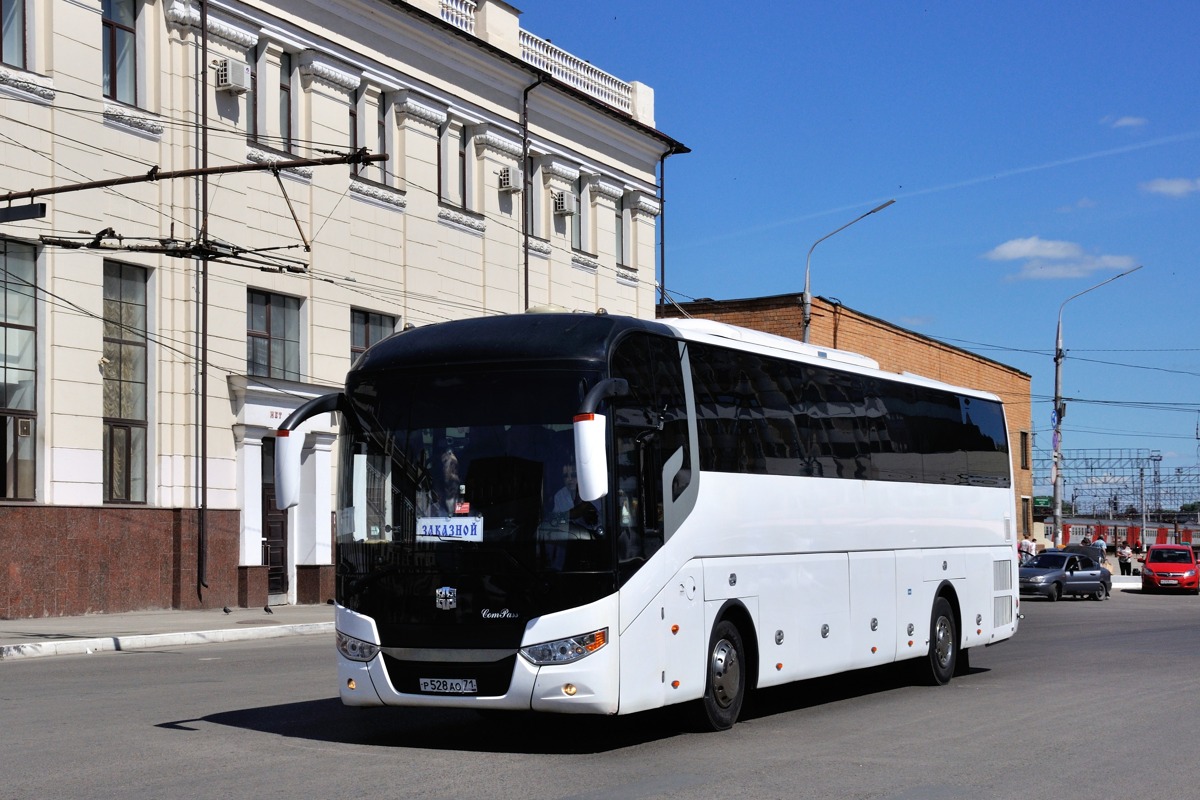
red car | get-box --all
[1140,544,1200,594]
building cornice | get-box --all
[593,181,623,201]
[0,67,55,102]
[350,178,406,209]
[633,193,661,217]
[247,147,314,179]
[438,208,486,234]
[299,51,361,92]
[166,0,259,49]
[473,129,523,159]
[103,104,165,137]
[394,90,447,128]
[543,160,580,183]
[571,254,601,273]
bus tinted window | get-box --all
[689,341,1009,488]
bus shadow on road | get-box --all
[172,661,985,753]
[185,698,690,754]
[742,660,988,724]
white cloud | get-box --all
[1110,116,1148,128]
[985,236,1082,261]
[985,237,1135,281]
[1056,197,1097,213]
[898,315,933,328]
[1141,177,1200,197]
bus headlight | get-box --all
[336,631,380,662]
[519,628,608,666]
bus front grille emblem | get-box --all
[435,587,457,610]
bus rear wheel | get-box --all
[697,619,745,731]
[923,597,957,686]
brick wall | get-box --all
[0,506,239,619]
[659,295,1034,513]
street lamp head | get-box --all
[801,199,895,343]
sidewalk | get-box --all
[0,603,334,661]
[1111,574,1140,590]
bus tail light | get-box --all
[519,628,608,666]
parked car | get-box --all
[1019,550,1112,601]
[1139,544,1199,594]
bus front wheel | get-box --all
[923,597,957,686]
[698,619,746,731]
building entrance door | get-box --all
[261,438,288,597]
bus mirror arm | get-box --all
[577,378,629,414]
[275,392,344,510]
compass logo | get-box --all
[435,586,457,610]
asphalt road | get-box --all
[3,587,1198,799]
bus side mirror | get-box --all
[272,391,344,511]
[275,428,303,510]
[574,413,608,502]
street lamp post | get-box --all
[1051,264,1143,546]
[802,199,895,343]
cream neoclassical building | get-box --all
[0,0,686,617]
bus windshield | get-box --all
[335,366,613,619]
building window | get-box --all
[438,121,469,208]
[458,125,467,206]
[247,290,300,380]
[0,238,35,500]
[377,95,389,184]
[101,0,137,105]
[570,176,584,251]
[246,45,258,141]
[615,194,627,268]
[349,87,359,174]
[1021,496,1032,537]
[1020,430,1029,470]
[102,261,147,504]
[1,0,26,70]
[278,51,292,151]
[350,309,396,362]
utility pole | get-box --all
[1051,265,1142,546]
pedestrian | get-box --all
[1093,533,1107,567]
[1019,533,1036,564]
[1118,540,1133,575]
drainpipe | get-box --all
[198,0,210,592]
[521,78,543,310]
[657,145,686,308]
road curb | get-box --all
[0,622,333,661]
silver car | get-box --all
[1019,550,1112,601]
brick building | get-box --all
[659,293,1034,536]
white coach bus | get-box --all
[275,311,1018,730]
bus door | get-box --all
[610,333,698,586]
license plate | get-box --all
[1162,579,1178,585]
[419,677,478,694]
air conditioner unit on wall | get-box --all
[215,58,251,94]
[553,190,576,216]
[498,166,523,192]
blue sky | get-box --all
[515,0,1200,503]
